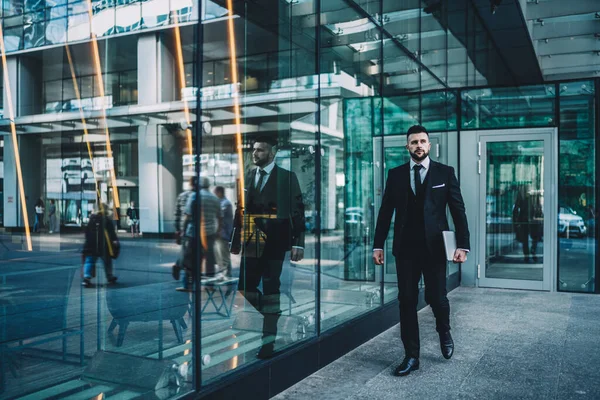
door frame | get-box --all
[469,128,558,291]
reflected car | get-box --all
[558,207,586,237]
[345,207,363,225]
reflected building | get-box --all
[0,0,598,399]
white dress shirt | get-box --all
[373,156,467,254]
[410,156,430,195]
[254,160,275,191]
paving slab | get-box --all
[273,287,600,400]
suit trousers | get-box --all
[239,240,286,339]
[395,252,450,358]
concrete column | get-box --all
[3,57,17,227]
[137,33,182,234]
[3,56,43,228]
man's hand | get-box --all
[291,247,304,262]
[453,249,467,263]
[373,249,384,265]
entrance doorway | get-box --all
[469,129,557,291]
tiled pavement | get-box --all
[273,287,600,400]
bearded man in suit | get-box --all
[232,135,305,359]
[373,125,470,376]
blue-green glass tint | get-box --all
[461,85,556,130]
[558,80,596,293]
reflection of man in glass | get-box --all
[231,136,305,359]
[513,184,543,263]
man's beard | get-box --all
[410,150,429,162]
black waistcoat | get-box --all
[400,171,429,252]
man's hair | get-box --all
[406,125,429,140]
[253,135,278,147]
[200,176,211,189]
[215,186,225,195]
[188,176,198,188]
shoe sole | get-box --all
[395,365,419,376]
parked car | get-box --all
[558,206,587,237]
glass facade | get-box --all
[0,0,599,399]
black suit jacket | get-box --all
[373,160,470,257]
[234,164,305,251]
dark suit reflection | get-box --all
[234,164,305,358]
[513,185,543,263]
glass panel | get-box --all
[384,95,419,134]
[1,21,193,400]
[383,39,420,94]
[382,0,420,55]
[420,0,446,86]
[485,141,545,281]
[557,81,596,293]
[321,0,383,333]
[462,85,556,130]
[197,0,318,383]
[421,90,457,132]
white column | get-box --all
[3,56,42,228]
[136,33,182,234]
[3,57,18,227]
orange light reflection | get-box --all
[226,0,245,209]
[172,12,193,156]
[85,0,120,208]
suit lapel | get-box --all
[424,160,439,199]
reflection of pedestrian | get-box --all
[231,136,305,359]
[126,201,140,237]
[177,177,222,292]
[172,177,196,281]
[214,186,233,277]
[111,203,120,231]
[34,198,45,233]
[48,200,57,233]
[82,203,119,287]
[513,185,543,263]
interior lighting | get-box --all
[0,23,32,251]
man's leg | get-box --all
[422,263,450,334]
[204,234,218,276]
[103,257,117,283]
[238,256,263,310]
[83,256,97,287]
[215,238,232,276]
[395,258,423,358]
[423,261,453,359]
[257,246,285,358]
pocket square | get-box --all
[432,184,445,189]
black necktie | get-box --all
[256,169,267,192]
[413,164,423,195]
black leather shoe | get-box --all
[393,356,419,376]
[440,331,454,359]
